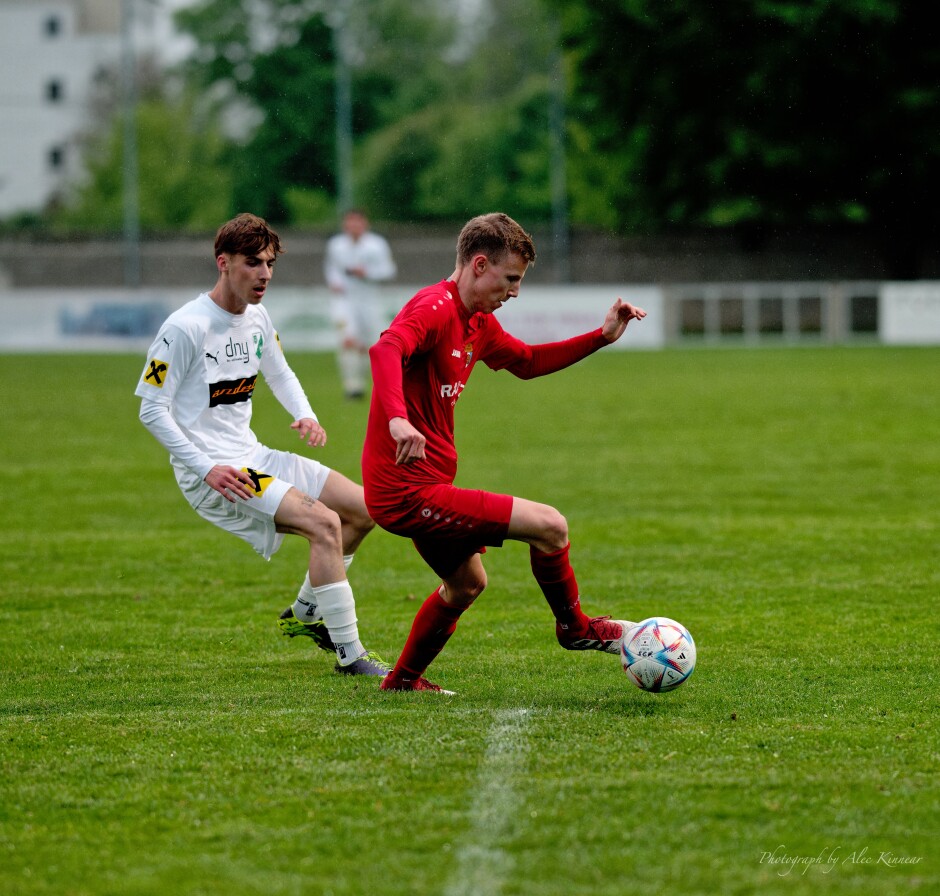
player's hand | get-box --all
[292,418,327,447]
[602,298,647,343]
[389,416,426,465]
[205,465,255,503]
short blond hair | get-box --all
[456,213,536,266]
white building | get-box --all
[0,0,192,217]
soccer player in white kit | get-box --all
[135,213,389,677]
[324,209,397,399]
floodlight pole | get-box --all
[549,26,570,283]
[121,0,141,287]
[332,0,354,215]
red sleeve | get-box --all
[368,284,450,421]
[484,325,610,380]
[369,334,409,420]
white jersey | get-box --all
[324,230,396,299]
[325,231,397,349]
[135,293,315,481]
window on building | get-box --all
[49,146,66,170]
[46,80,64,103]
[45,16,63,37]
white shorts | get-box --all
[174,446,332,560]
[330,296,384,347]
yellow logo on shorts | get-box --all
[144,358,169,387]
[242,467,274,497]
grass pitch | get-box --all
[1,345,937,896]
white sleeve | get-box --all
[139,401,215,480]
[324,236,346,291]
[136,322,215,480]
[365,235,396,282]
[262,331,317,422]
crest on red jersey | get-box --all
[464,342,474,367]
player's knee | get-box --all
[540,507,569,552]
[464,568,487,601]
[444,568,487,608]
[304,505,343,552]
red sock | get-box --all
[391,588,466,680]
[530,543,589,634]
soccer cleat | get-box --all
[334,651,393,677]
[380,672,455,695]
[277,606,335,652]
[556,616,636,655]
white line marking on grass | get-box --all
[443,707,531,896]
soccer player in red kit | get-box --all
[363,213,647,692]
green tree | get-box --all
[554,0,940,275]
[51,90,233,234]
[231,15,339,222]
[356,0,563,223]
[357,76,556,223]
[175,0,462,223]
[174,0,570,225]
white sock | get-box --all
[338,347,365,395]
[311,580,365,666]
[291,559,354,622]
[291,575,320,622]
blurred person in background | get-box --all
[324,209,397,399]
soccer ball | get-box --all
[621,617,696,692]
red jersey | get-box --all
[362,279,609,516]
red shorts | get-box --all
[368,483,514,579]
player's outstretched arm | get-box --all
[601,298,647,344]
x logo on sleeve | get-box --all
[145,359,168,387]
